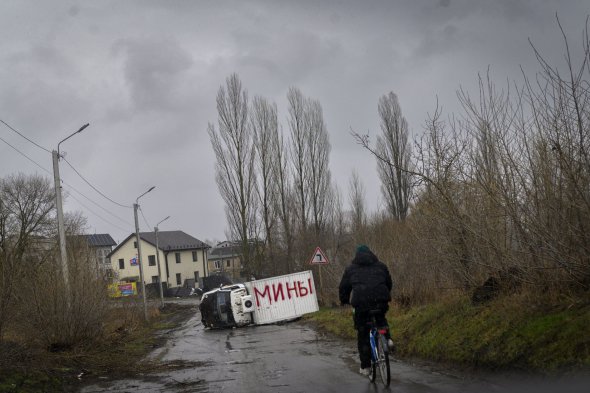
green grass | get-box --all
[304,295,590,373]
[0,372,62,393]
[305,307,356,339]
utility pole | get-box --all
[52,150,69,292]
[155,215,170,308]
[52,123,90,302]
[134,186,155,321]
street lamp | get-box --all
[154,215,170,308]
[134,186,155,321]
[52,123,90,300]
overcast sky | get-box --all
[1,0,588,245]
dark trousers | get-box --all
[353,306,389,369]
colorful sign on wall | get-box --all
[108,282,138,297]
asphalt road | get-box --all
[81,299,588,393]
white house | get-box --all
[207,241,244,281]
[108,230,210,289]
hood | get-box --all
[352,250,379,266]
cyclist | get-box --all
[339,244,394,376]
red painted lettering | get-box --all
[286,281,298,299]
[254,285,271,307]
[272,283,285,302]
[297,280,309,297]
[308,278,313,294]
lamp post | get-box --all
[134,186,155,321]
[154,215,170,308]
[52,123,90,300]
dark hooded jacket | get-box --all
[339,249,392,310]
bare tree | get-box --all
[346,18,590,304]
[348,169,367,237]
[251,96,280,275]
[286,88,335,271]
[377,92,413,220]
[274,126,296,273]
[317,185,348,305]
[0,173,55,342]
[0,175,127,359]
[306,98,333,238]
[287,87,309,232]
[208,74,257,274]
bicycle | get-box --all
[368,310,390,386]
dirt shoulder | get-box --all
[0,301,199,393]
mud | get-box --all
[80,298,589,393]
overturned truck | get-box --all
[199,271,319,328]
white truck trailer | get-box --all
[199,270,319,328]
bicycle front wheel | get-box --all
[377,335,391,386]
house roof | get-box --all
[84,234,116,247]
[69,234,116,247]
[108,230,210,257]
[208,243,242,260]
[140,230,210,251]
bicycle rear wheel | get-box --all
[377,335,391,386]
[369,357,377,382]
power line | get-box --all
[0,122,120,203]
[139,206,152,231]
[0,120,129,210]
[63,183,134,228]
[1,134,134,233]
[0,134,52,175]
[67,191,133,233]
[0,119,51,153]
[62,157,132,208]
[1,127,146,239]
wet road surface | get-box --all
[81,300,588,393]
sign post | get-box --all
[309,247,330,304]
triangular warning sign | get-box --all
[309,246,330,265]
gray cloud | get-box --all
[1,0,588,243]
[1,43,91,146]
[412,23,462,61]
[112,37,194,111]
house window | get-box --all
[97,248,109,265]
[175,252,181,264]
[194,271,199,283]
[118,258,124,269]
[214,260,221,269]
[226,260,231,267]
[151,275,159,283]
[192,251,198,261]
[148,255,156,266]
[134,241,137,249]
[176,273,181,285]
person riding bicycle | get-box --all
[339,244,394,376]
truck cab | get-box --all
[199,284,254,328]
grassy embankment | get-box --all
[0,302,197,393]
[305,293,590,374]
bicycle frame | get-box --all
[370,326,389,360]
[368,316,391,386]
